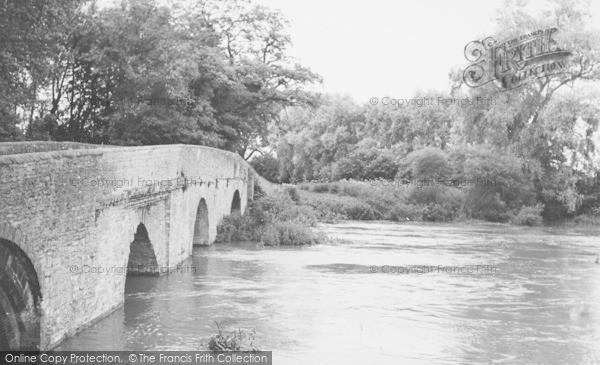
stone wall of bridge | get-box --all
[0,143,259,349]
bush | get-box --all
[364,154,399,180]
[385,203,423,221]
[470,193,509,222]
[337,181,361,197]
[310,183,330,193]
[250,154,280,183]
[572,211,600,226]
[576,173,600,216]
[261,221,324,246]
[284,186,301,203]
[215,214,257,242]
[256,178,567,226]
[299,190,376,220]
[297,180,406,220]
[406,185,442,205]
[398,147,449,180]
[437,188,465,216]
[422,203,454,222]
[511,204,544,226]
[327,182,340,194]
[253,183,266,199]
[344,201,377,220]
[207,324,259,352]
[215,192,323,245]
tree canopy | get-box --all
[0,0,321,157]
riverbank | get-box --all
[215,180,599,246]
[297,180,600,227]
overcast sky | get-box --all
[253,0,497,102]
[252,0,600,103]
[99,0,600,103]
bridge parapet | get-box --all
[0,143,261,349]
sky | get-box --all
[98,0,600,104]
[250,0,600,103]
[252,0,499,102]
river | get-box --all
[59,221,600,364]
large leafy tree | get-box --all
[273,95,366,182]
[0,0,85,140]
[1,0,320,155]
[363,92,457,153]
[190,0,321,157]
[450,0,600,218]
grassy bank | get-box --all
[215,179,599,246]
[297,180,600,227]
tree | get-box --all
[450,0,600,220]
[364,92,456,153]
[271,95,367,181]
[192,0,321,157]
[249,153,280,182]
[1,0,320,155]
[0,0,85,140]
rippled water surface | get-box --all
[60,222,600,364]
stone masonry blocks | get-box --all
[0,143,262,349]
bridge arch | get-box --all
[0,238,41,350]
[127,224,159,276]
[193,198,209,246]
[231,190,241,215]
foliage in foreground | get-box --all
[207,323,259,352]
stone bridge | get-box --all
[0,142,264,350]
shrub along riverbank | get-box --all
[215,189,326,246]
[215,179,599,246]
[297,179,600,226]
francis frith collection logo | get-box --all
[463,28,571,90]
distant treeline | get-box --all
[252,86,600,222]
[247,1,600,224]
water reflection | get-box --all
[59,222,600,364]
